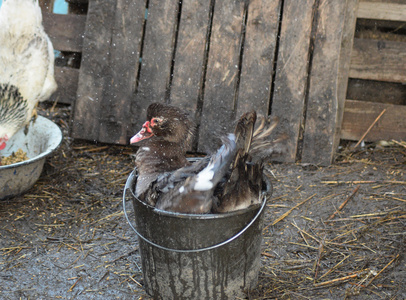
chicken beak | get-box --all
[130,121,154,144]
[0,136,8,150]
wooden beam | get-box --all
[301,0,358,165]
[70,0,116,140]
[341,100,406,141]
[197,0,246,152]
[236,0,282,119]
[53,66,79,105]
[270,0,315,163]
[43,12,86,52]
[170,0,212,119]
[350,38,406,83]
[98,0,146,144]
[39,0,54,13]
[357,2,406,22]
[131,0,180,133]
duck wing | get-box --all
[214,113,284,213]
[214,112,257,212]
[153,134,236,214]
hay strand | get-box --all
[326,185,360,221]
[271,194,316,226]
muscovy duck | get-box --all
[130,103,195,199]
[130,103,285,214]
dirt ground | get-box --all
[0,104,405,299]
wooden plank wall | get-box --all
[68,0,360,165]
[37,0,406,163]
[341,0,406,142]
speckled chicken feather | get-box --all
[0,84,28,131]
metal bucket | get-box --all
[123,170,271,299]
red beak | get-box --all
[130,121,154,144]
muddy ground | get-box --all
[0,104,405,299]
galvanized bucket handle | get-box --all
[123,170,268,253]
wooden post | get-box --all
[170,0,212,119]
[301,0,358,165]
[131,0,180,133]
[236,0,282,119]
[98,0,146,144]
[197,0,247,152]
[71,0,145,144]
[42,13,86,105]
[271,0,316,163]
[71,0,116,141]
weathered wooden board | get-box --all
[42,13,86,52]
[197,0,246,152]
[170,0,212,120]
[53,67,79,105]
[98,0,146,144]
[341,100,406,141]
[131,0,180,133]
[301,0,358,165]
[347,79,406,105]
[349,38,406,84]
[357,1,406,22]
[270,0,315,163]
[71,0,116,140]
[39,0,54,12]
[236,0,282,118]
[37,2,84,105]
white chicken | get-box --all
[0,0,57,151]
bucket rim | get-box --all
[128,169,270,219]
[128,171,263,219]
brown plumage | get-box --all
[130,103,285,214]
[152,134,236,213]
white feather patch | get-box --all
[194,166,214,191]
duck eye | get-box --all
[151,117,163,127]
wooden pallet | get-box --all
[41,0,361,165]
[341,0,406,142]
[41,0,86,105]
